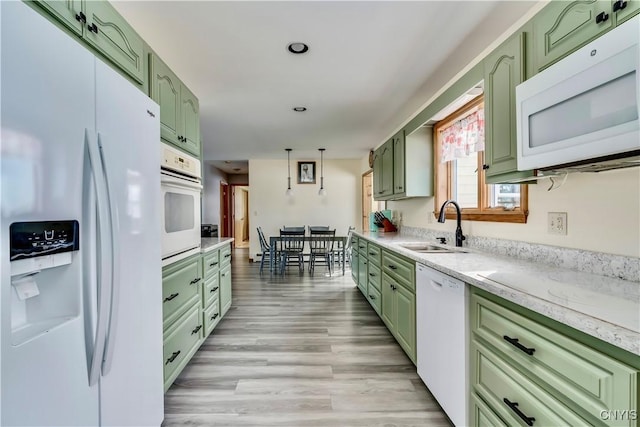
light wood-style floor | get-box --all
[162,248,453,427]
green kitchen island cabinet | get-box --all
[150,53,201,157]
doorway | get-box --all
[362,170,385,231]
[220,182,250,248]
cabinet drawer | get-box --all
[366,244,381,266]
[471,393,509,427]
[366,284,381,316]
[357,240,368,254]
[472,293,638,426]
[204,297,221,337]
[162,256,202,328]
[382,250,415,292]
[163,304,202,391]
[220,244,232,266]
[351,235,359,251]
[203,274,220,309]
[367,263,382,292]
[203,251,220,279]
[472,339,589,426]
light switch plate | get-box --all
[548,212,567,235]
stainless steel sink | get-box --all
[397,243,466,253]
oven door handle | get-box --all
[161,173,203,191]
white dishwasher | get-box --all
[416,263,468,427]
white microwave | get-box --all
[516,15,640,172]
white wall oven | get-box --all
[160,143,202,265]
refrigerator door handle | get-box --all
[98,132,120,377]
[86,129,114,387]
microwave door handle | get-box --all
[97,133,120,377]
[85,130,113,387]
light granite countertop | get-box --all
[355,231,640,356]
[201,237,234,254]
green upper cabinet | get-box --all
[84,1,144,84]
[30,0,145,86]
[180,84,201,156]
[615,0,640,24]
[150,54,201,157]
[392,130,405,194]
[374,126,433,200]
[33,0,84,35]
[532,0,617,73]
[373,139,394,200]
[483,31,536,183]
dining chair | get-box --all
[256,226,273,275]
[279,228,306,274]
[333,226,355,269]
[308,228,336,276]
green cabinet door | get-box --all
[351,250,359,284]
[180,84,201,156]
[84,1,144,84]
[381,275,396,331]
[484,32,525,179]
[372,150,383,200]
[357,254,368,295]
[33,0,84,35]
[220,263,232,316]
[150,54,181,147]
[394,284,416,363]
[380,139,394,197]
[614,0,640,24]
[393,130,405,194]
[533,0,614,72]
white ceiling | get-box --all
[112,1,537,170]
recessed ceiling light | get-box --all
[292,107,307,112]
[287,42,309,54]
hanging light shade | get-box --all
[285,148,293,196]
[318,148,326,196]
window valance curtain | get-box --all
[439,107,484,163]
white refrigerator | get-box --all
[1,2,164,426]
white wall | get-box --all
[202,163,227,226]
[388,167,640,258]
[249,158,362,259]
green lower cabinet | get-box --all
[203,298,221,336]
[366,285,381,316]
[472,393,509,427]
[351,249,359,285]
[162,304,203,392]
[220,263,232,316]
[202,274,219,308]
[471,289,640,427]
[381,275,396,331]
[357,254,368,295]
[381,273,416,364]
[394,284,416,362]
[472,339,590,426]
[162,254,202,328]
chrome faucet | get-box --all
[437,200,466,247]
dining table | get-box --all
[268,235,348,275]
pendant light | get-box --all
[285,148,293,196]
[318,148,326,196]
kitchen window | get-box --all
[434,95,528,223]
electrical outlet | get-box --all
[548,212,567,235]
